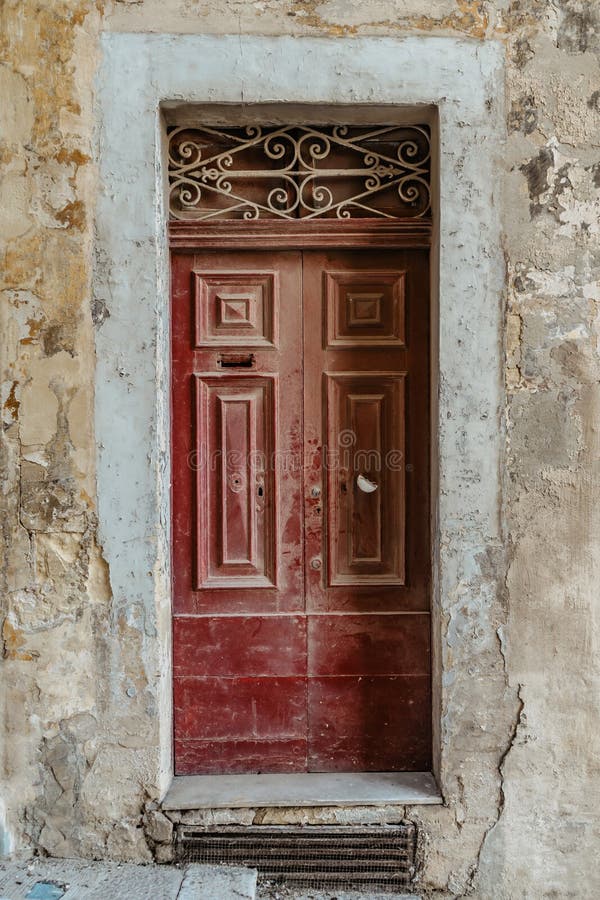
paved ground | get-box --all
[0,859,254,900]
[0,858,420,899]
[257,885,420,900]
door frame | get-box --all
[94,35,507,826]
[169,219,431,251]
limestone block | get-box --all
[144,808,173,844]
[154,843,174,864]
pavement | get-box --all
[257,885,420,900]
[0,858,421,900]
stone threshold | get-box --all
[163,771,442,810]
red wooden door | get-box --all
[303,250,430,771]
[171,247,430,775]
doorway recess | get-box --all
[169,118,434,784]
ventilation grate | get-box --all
[176,824,418,892]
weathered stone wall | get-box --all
[1,2,599,897]
[482,3,600,896]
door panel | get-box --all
[307,675,431,772]
[173,614,307,773]
[172,250,306,774]
[173,615,307,677]
[193,270,277,348]
[307,614,430,677]
[194,375,276,589]
[172,246,430,775]
[325,270,406,347]
[174,737,308,777]
[326,372,406,585]
[174,675,308,775]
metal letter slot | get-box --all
[217,353,255,369]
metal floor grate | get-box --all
[176,825,418,892]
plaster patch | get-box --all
[19,381,59,447]
[0,174,32,240]
[0,65,34,146]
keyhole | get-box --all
[257,485,264,498]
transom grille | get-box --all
[176,825,419,893]
[168,125,431,222]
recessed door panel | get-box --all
[325,271,406,347]
[194,375,275,589]
[326,372,405,586]
[194,270,277,348]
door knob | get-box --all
[356,473,378,493]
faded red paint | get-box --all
[307,615,430,676]
[171,246,430,774]
[308,675,431,771]
[173,616,306,677]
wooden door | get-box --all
[303,250,430,771]
[171,246,430,775]
[171,250,307,774]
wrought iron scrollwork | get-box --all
[167,124,431,221]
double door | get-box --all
[171,247,430,774]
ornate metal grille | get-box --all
[168,124,431,221]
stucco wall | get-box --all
[1,2,599,898]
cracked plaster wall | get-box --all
[0,2,599,898]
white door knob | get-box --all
[356,474,378,493]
